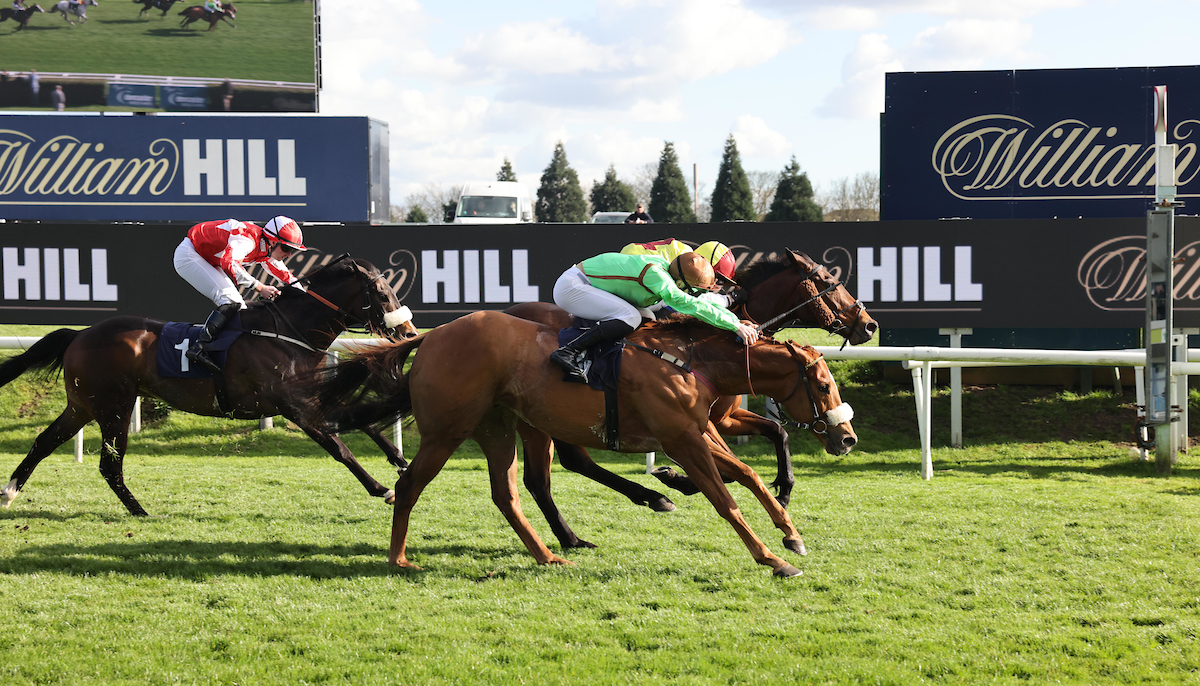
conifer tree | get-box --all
[648,142,697,224]
[404,206,429,223]
[536,142,588,222]
[589,165,638,213]
[710,135,755,222]
[764,156,823,222]
[497,157,518,182]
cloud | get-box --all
[908,19,1034,69]
[817,33,901,119]
[732,115,792,158]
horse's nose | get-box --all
[863,320,879,336]
[840,435,857,452]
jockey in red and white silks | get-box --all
[174,218,303,308]
[173,216,308,371]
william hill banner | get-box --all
[882,66,1200,220]
[0,114,389,223]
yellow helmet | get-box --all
[695,241,736,284]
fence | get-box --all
[0,336,1187,477]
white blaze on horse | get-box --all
[52,0,96,24]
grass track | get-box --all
[2,0,315,82]
[1,326,1199,683]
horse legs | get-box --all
[517,424,593,549]
[1,404,90,509]
[360,423,408,473]
[294,423,396,503]
[387,435,464,569]
[704,426,806,556]
[714,407,794,508]
[661,429,800,577]
[552,438,676,512]
[476,416,571,566]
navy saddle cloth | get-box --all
[156,314,243,378]
[557,318,624,391]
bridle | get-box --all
[742,256,865,343]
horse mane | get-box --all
[735,253,796,290]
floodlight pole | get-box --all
[1145,85,1182,473]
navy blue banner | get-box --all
[161,86,210,112]
[883,66,1200,220]
[0,114,385,222]
[0,218,1193,331]
[106,84,157,109]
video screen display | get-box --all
[0,0,317,113]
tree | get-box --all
[497,157,518,182]
[764,157,823,222]
[816,171,880,221]
[709,135,755,222]
[394,183,463,224]
[404,205,429,223]
[535,142,589,222]
[589,165,637,213]
[648,142,697,224]
[746,170,780,220]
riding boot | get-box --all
[187,302,239,373]
[549,319,635,383]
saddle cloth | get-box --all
[156,315,243,379]
[556,318,624,391]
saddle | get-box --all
[156,316,242,379]
[557,319,625,450]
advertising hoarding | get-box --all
[882,66,1200,220]
[0,219,1192,331]
[0,114,388,223]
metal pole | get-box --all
[1146,85,1179,474]
[941,327,971,448]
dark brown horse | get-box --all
[0,4,45,29]
[308,311,856,576]
[503,248,876,549]
[0,257,417,516]
[134,0,181,17]
[178,1,233,29]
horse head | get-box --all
[347,258,417,340]
[772,341,856,456]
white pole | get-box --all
[129,396,141,435]
[941,328,971,448]
[645,451,655,473]
[74,430,83,463]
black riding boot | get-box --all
[186,302,239,373]
[549,319,635,383]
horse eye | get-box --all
[820,383,831,394]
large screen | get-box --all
[0,0,317,113]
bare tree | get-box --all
[393,183,464,224]
[628,162,658,206]
[816,171,879,221]
[746,170,780,220]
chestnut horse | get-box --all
[503,248,875,549]
[308,311,856,577]
[178,1,233,29]
[0,257,416,516]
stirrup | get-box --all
[550,348,589,382]
[185,344,222,374]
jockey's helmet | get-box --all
[263,216,308,252]
[695,241,737,284]
[668,252,716,295]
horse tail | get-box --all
[308,333,426,431]
[0,328,79,388]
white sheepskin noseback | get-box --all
[826,403,854,427]
[383,306,413,328]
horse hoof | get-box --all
[773,564,803,578]
[783,537,805,555]
[382,489,396,504]
[565,538,597,549]
[775,494,791,509]
[646,495,676,512]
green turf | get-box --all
[0,324,1198,683]
[3,0,315,83]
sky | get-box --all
[317,0,1200,209]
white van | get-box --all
[451,181,535,224]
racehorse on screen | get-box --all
[0,257,417,516]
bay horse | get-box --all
[503,248,876,544]
[51,0,96,24]
[178,1,233,29]
[0,4,45,29]
[134,0,181,17]
[307,311,856,577]
[0,257,417,516]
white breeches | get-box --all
[553,266,647,329]
[173,238,246,308]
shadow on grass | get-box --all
[0,538,581,580]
